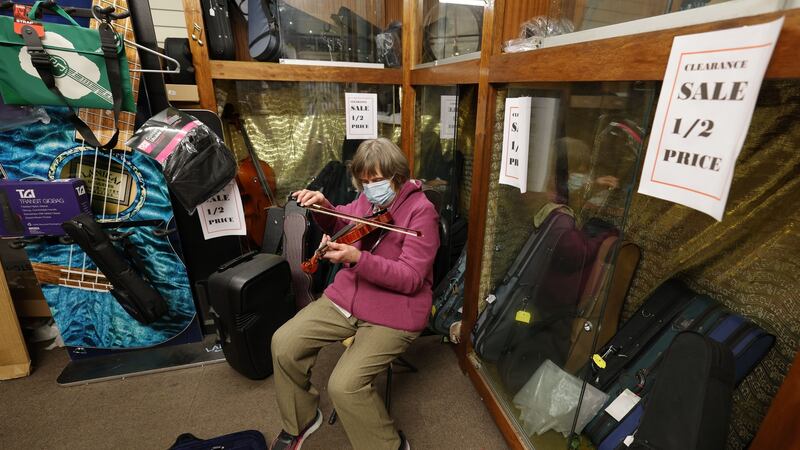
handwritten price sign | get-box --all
[499,97,531,193]
[638,18,784,220]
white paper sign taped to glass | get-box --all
[527,97,559,193]
[499,97,532,193]
[345,92,378,139]
[637,17,784,221]
[440,95,458,139]
[197,180,247,240]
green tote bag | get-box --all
[0,1,136,148]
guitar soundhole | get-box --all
[60,154,138,215]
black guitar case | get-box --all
[163,38,195,85]
[206,251,294,379]
[201,0,236,60]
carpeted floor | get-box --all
[0,336,508,450]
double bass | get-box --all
[229,112,277,249]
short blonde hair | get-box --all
[350,138,410,191]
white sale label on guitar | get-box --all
[345,92,378,139]
[499,97,532,193]
[637,18,783,221]
[197,181,247,240]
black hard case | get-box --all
[206,252,293,379]
[201,0,236,60]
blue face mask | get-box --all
[363,178,396,206]
[568,173,589,191]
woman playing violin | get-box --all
[270,138,440,450]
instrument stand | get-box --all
[56,334,226,386]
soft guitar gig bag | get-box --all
[626,331,735,450]
[61,213,167,324]
[206,251,293,379]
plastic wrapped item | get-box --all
[0,97,50,131]
[126,107,237,213]
[376,21,402,68]
[503,16,575,53]
[503,36,544,53]
[512,359,608,437]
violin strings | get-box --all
[305,204,421,237]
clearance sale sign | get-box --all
[638,18,783,221]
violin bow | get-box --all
[303,203,422,237]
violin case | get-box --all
[201,0,236,60]
[203,251,294,379]
[585,281,775,449]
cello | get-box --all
[229,111,277,249]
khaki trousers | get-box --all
[271,295,419,450]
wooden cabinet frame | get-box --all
[180,1,800,448]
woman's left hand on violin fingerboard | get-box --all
[320,234,361,264]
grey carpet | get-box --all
[0,336,508,450]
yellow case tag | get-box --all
[515,310,532,324]
[593,354,607,369]
[431,305,437,316]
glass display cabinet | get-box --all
[414,84,477,284]
[471,81,656,449]
[277,0,401,64]
[230,81,401,198]
[418,0,484,64]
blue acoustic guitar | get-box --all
[0,0,197,352]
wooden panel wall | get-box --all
[500,0,550,45]
[151,0,188,47]
[384,0,403,27]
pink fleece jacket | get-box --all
[314,180,440,332]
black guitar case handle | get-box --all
[61,213,168,324]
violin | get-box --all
[301,209,392,274]
[230,111,277,249]
[297,202,422,274]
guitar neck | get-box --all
[31,262,112,292]
[76,0,140,149]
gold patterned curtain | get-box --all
[223,81,401,201]
[623,80,800,449]
[478,80,799,448]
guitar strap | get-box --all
[62,213,167,325]
[21,22,122,149]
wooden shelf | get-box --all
[410,58,481,85]
[489,10,800,83]
[209,60,403,84]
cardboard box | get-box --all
[0,266,30,380]
[165,84,200,103]
[0,179,91,237]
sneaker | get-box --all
[270,409,323,450]
[398,430,410,450]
